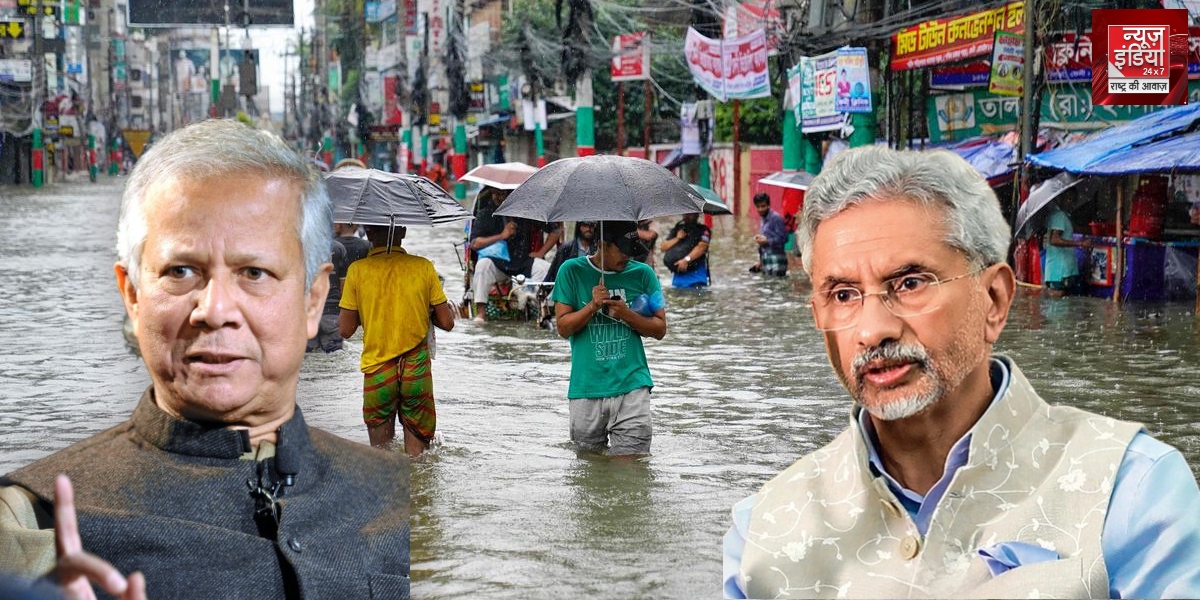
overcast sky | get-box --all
[256,0,314,115]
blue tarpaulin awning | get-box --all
[951,138,1015,184]
[1028,103,1200,175]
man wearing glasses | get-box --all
[723,147,1200,599]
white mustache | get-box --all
[851,342,930,385]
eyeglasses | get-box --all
[809,268,984,332]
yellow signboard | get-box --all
[124,129,151,159]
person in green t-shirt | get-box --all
[551,221,668,457]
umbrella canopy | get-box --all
[325,169,472,226]
[1028,103,1200,175]
[689,184,732,215]
[1014,172,1082,235]
[459,162,539,190]
[494,155,705,222]
[758,170,815,191]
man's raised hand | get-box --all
[54,475,147,600]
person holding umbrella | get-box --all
[552,221,667,457]
[322,164,470,456]
[494,155,703,456]
[339,225,456,456]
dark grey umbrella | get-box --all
[493,155,705,222]
[325,169,472,227]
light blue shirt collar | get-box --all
[855,356,1012,536]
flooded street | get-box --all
[2,178,1198,599]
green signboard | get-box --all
[927,80,1200,143]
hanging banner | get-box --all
[800,51,840,133]
[987,31,1024,96]
[611,32,650,82]
[787,61,802,123]
[685,27,771,101]
[723,29,771,99]
[890,1,1025,71]
[834,47,872,113]
[685,27,726,99]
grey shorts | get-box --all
[568,387,652,455]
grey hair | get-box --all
[798,146,1011,273]
[116,119,332,290]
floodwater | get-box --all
[1,177,1198,599]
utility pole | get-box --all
[1018,0,1036,184]
[732,99,741,213]
[616,82,624,156]
[642,79,651,159]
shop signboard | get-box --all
[987,31,1024,96]
[891,1,1024,71]
[611,32,650,82]
[128,0,293,26]
[800,50,840,133]
[1,19,26,39]
[931,60,990,87]
[1045,32,1093,83]
[926,79,1200,142]
[365,0,396,23]
[0,59,32,82]
[834,47,872,113]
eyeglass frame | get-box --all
[808,266,989,332]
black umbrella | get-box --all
[495,155,705,275]
[494,155,705,222]
[325,168,471,227]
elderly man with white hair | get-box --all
[723,146,1200,599]
[0,119,409,600]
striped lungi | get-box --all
[361,340,435,443]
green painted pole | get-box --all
[400,128,412,174]
[108,136,120,176]
[699,151,711,188]
[782,110,801,171]
[453,121,467,199]
[31,128,44,188]
[802,135,822,175]
[421,130,430,173]
[575,73,594,157]
[87,133,97,182]
[534,122,544,167]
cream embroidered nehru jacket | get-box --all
[740,359,1141,599]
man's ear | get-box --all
[981,262,1016,344]
[114,262,139,328]
[306,263,333,339]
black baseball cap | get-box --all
[600,220,647,257]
